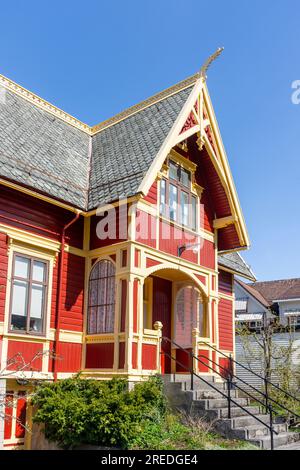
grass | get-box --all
[129,412,258,451]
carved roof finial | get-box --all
[199,47,224,80]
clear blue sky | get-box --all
[1,0,299,281]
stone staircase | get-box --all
[162,374,300,449]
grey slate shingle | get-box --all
[0,85,193,211]
[218,252,256,281]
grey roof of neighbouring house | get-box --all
[218,252,256,281]
[0,76,195,210]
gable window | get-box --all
[160,160,197,230]
[9,254,48,334]
[87,259,116,334]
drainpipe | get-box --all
[53,210,81,381]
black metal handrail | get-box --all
[161,349,277,437]
[198,341,300,405]
[161,336,278,449]
[197,352,300,420]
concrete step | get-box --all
[250,431,300,450]
[196,397,250,410]
[218,405,261,419]
[233,422,288,440]
[227,413,272,428]
[195,388,240,400]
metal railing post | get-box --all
[227,377,231,419]
[269,404,274,450]
[190,351,194,391]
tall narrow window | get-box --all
[9,254,48,334]
[160,160,198,231]
[88,259,116,334]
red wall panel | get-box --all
[146,258,161,269]
[200,239,215,270]
[142,344,156,370]
[135,211,156,248]
[0,186,83,248]
[218,298,233,352]
[7,340,43,371]
[198,349,210,373]
[133,280,138,333]
[132,342,138,369]
[0,233,8,322]
[51,253,85,332]
[54,342,82,373]
[175,348,192,373]
[118,341,125,369]
[152,277,172,373]
[120,280,127,332]
[159,221,198,263]
[85,343,114,369]
[219,356,232,379]
[218,270,233,295]
[89,206,128,250]
[144,181,157,205]
[15,391,26,438]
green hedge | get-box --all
[32,376,166,449]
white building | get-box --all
[234,279,273,331]
[234,278,300,330]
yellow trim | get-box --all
[0,223,60,253]
[0,72,198,136]
[168,149,197,172]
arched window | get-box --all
[88,259,116,334]
[174,286,204,348]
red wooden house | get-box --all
[0,71,254,449]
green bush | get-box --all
[32,375,166,449]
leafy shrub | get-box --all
[32,375,166,449]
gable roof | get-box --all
[248,278,300,302]
[218,252,256,281]
[88,86,192,208]
[0,73,196,210]
[0,71,250,251]
[235,278,270,308]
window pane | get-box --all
[88,260,116,334]
[169,184,178,222]
[97,306,106,333]
[181,191,189,226]
[11,281,28,316]
[160,179,166,216]
[30,284,45,332]
[88,307,97,334]
[32,261,46,282]
[11,280,28,331]
[191,196,197,230]
[30,284,44,319]
[105,304,115,333]
[181,168,190,187]
[14,256,30,279]
[169,162,178,181]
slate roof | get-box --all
[89,87,192,208]
[0,89,91,208]
[218,252,256,281]
[0,77,194,210]
[248,278,300,303]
